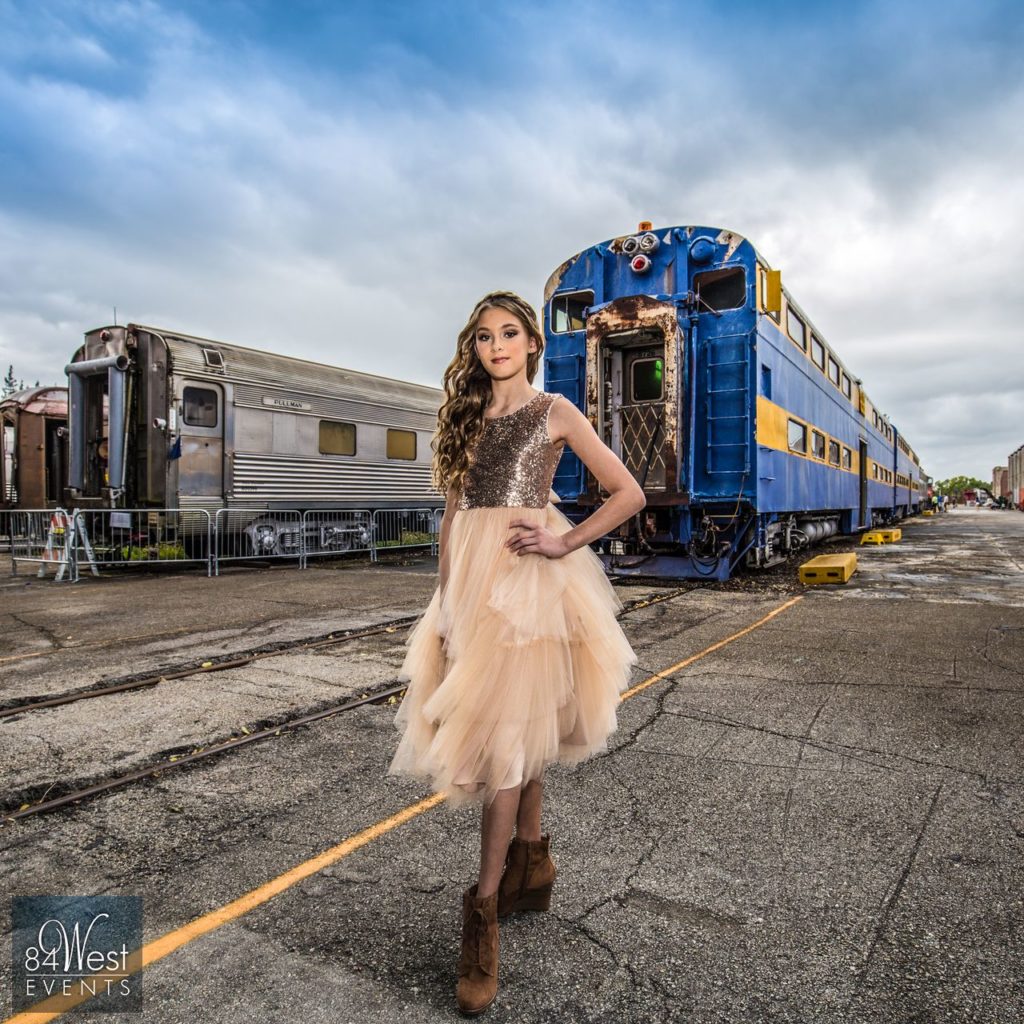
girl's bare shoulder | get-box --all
[546,393,586,444]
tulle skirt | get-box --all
[388,501,637,806]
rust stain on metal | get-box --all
[604,234,636,256]
[543,256,579,304]
[583,295,682,506]
[1,386,67,419]
[716,229,743,261]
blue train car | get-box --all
[543,223,923,580]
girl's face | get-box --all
[473,306,537,381]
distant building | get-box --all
[1009,446,1024,507]
[992,465,1009,500]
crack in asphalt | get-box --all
[8,613,63,650]
[781,688,837,854]
[657,707,1015,783]
[632,747,884,776]
[851,784,944,991]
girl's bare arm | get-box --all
[438,483,460,594]
[549,398,646,554]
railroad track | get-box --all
[0,616,423,720]
[1,585,694,823]
[0,585,692,721]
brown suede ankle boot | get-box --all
[497,833,556,918]
[456,884,499,1015]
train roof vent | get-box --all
[202,348,225,370]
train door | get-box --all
[858,438,868,528]
[45,419,67,504]
[601,332,667,491]
[177,381,224,499]
[16,409,48,508]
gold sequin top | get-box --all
[457,392,565,510]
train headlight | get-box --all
[621,235,641,255]
[638,232,659,253]
[630,254,652,273]
[254,525,276,551]
[689,237,715,264]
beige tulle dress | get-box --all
[388,390,637,806]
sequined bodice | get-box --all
[457,392,565,510]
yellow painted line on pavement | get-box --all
[5,594,803,1022]
[4,793,445,1022]
[621,594,804,700]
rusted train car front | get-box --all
[65,326,168,509]
[1,387,69,510]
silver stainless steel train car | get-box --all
[65,324,443,553]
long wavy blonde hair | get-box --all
[432,290,545,498]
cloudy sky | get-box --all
[1,0,1021,479]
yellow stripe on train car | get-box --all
[755,396,859,474]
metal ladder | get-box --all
[704,336,750,477]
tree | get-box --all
[933,475,989,499]
[1,365,15,398]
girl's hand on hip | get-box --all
[506,519,568,559]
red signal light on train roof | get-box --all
[630,254,652,273]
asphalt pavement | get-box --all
[1,507,1021,1023]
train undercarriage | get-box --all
[576,502,918,581]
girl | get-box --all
[389,290,645,1015]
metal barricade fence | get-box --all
[7,504,449,580]
[213,508,305,575]
[370,507,444,563]
[9,509,79,581]
[301,509,373,567]
[0,509,12,553]
[73,508,214,576]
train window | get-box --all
[202,348,225,369]
[550,290,593,333]
[787,419,806,454]
[182,386,217,427]
[828,440,840,466]
[387,428,417,460]
[319,420,356,456]
[842,373,852,399]
[827,356,840,386]
[631,358,664,402]
[694,267,746,312]
[810,336,825,371]
[842,447,852,470]
[786,308,807,351]
[761,364,772,399]
[811,430,826,460]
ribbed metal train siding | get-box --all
[232,453,434,503]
